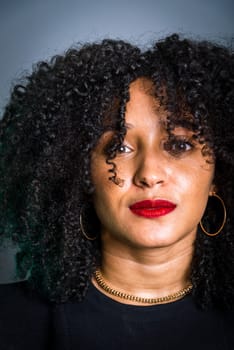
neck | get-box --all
[94,235,194,304]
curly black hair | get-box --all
[0,34,233,310]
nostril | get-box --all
[139,177,148,186]
[139,176,164,188]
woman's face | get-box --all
[91,78,215,250]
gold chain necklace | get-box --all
[94,269,193,305]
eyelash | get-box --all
[163,136,195,156]
[116,144,132,154]
[106,136,195,157]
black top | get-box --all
[0,281,52,350]
[0,281,233,350]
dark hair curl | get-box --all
[0,34,233,310]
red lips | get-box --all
[129,200,176,218]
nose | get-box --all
[133,151,168,188]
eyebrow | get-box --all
[125,122,134,129]
[170,118,198,130]
[124,119,165,132]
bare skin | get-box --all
[91,78,215,305]
[92,237,194,305]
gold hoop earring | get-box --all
[199,193,227,237]
[79,207,97,241]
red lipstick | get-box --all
[129,200,176,218]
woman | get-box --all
[0,34,233,349]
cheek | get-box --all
[92,184,122,232]
[91,154,133,192]
[91,159,118,205]
[92,167,131,223]
[176,162,214,196]
[91,153,108,186]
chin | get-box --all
[129,234,178,249]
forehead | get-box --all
[126,78,199,132]
[126,78,166,124]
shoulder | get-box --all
[0,280,51,314]
[0,281,53,350]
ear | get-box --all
[209,183,217,196]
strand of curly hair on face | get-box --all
[0,34,233,309]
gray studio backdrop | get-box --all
[0,0,233,282]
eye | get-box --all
[102,136,133,157]
[116,144,133,154]
[163,136,194,156]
